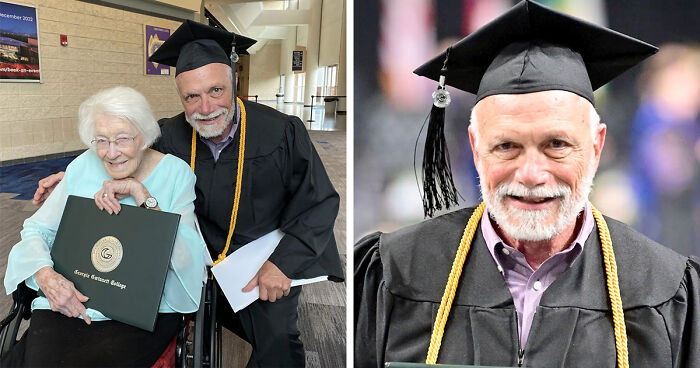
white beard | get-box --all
[186,107,235,138]
[481,161,595,241]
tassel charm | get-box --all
[230,35,239,63]
[422,47,459,217]
[432,76,451,108]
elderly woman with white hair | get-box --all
[3,86,207,367]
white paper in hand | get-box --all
[211,229,328,312]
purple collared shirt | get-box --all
[199,101,240,162]
[481,202,594,347]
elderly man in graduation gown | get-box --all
[148,22,344,367]
[354,2,700,368]
[34,21,344,367]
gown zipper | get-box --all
[518,348,525,367]
[514,311,525,367]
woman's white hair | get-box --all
[78,86,160,150]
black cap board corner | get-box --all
[414,0,658,218]
[148,20,257,76]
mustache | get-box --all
[495,182,571,199]
[191,108,228,121]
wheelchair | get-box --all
[0,275,226,368]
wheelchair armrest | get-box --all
[177,278,213,368]
[1,283,37,329]
[0,304,20,332]
[13,283,37,321]
[0,282,37,359]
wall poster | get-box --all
[144,25,170,76]
[292,48,305,73]
[0,1,41,82]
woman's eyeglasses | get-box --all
[91,136,137,149]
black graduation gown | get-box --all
[354,207,700,368]
[153,100,344,282]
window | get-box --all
[316,67,326,96]
[325,65,338,96]
[295,73,305,103]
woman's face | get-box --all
[93,114,145,179]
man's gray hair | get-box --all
[469,99,600,149]
[78,86,160,150]
[174,63,235,94]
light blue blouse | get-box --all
[4,150,208,321]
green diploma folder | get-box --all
[47,195,180,332]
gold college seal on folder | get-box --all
[46,195,180,332]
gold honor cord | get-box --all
[592,204,629,368]
[190,97,247,267]
[425,202,629,368]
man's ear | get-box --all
[593,122,607,167]
[468,125,480,171]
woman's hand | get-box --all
[94,178,151,214]
[35,266,91,324]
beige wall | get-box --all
[154,0,202,12]
[318,0,342,67]
[0,0,184,162]
[249,40,282,101]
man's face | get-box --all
[175,63,235,140]
[469,90,606,241]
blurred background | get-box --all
[354,0,700,257]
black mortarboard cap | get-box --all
[413,0,657,218]
[414,0,658,104]
[149,20,257,76]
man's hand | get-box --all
[32,172,65,206]
[94,178,153,214]
[242,261,292,302]
[35,266,91,324]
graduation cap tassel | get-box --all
[230,35,239,97]
[230,34,239,64]
[422,47,458,218]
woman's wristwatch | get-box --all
[140,196,158,209]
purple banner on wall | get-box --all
[144,25,170,76]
